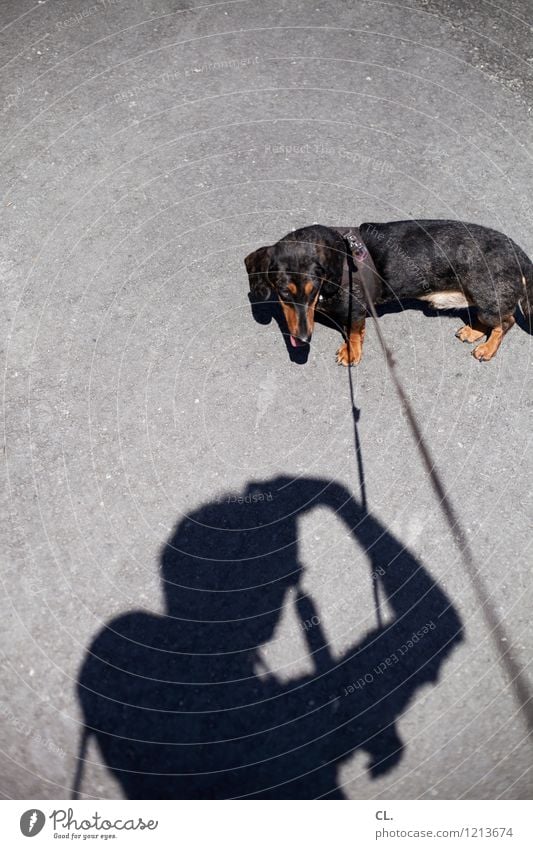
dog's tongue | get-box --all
[290,335,306,348]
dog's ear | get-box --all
[244,245,273,301]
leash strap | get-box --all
[336,226,382,310]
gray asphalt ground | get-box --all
[1,0,532,800]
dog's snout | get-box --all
[295,306,313,344]
[279,296,317,348]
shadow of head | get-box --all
[77,476,463,799]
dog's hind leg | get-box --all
[472,314,515,361]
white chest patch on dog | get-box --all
[418,290,472,310]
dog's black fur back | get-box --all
[360,219,533,324]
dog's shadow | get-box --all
[380,300,533,337]
[76,476,463,799]
[248,294,488,365]
[249,294,310,363]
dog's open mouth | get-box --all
[289,335,308,348]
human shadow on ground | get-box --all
[76,477,463,799]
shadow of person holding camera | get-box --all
[76,476,462,799]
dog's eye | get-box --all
[279,288,291,299]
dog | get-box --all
[244,220,533,364]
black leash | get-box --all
[341,231,533,736]
[339,234,382,627]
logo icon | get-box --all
[20,810,45,837]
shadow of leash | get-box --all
[71,725,90,800]
[345,270,383,631]
[352,258,533,737]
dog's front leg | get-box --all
[336,318,366,366]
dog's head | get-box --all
[245,226,342,347]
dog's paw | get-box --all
[472,341,495,361]
[336,342,362,366]
[455,324,486,344]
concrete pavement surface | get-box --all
[0,0,532,799]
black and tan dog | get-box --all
[245,220,533,364]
